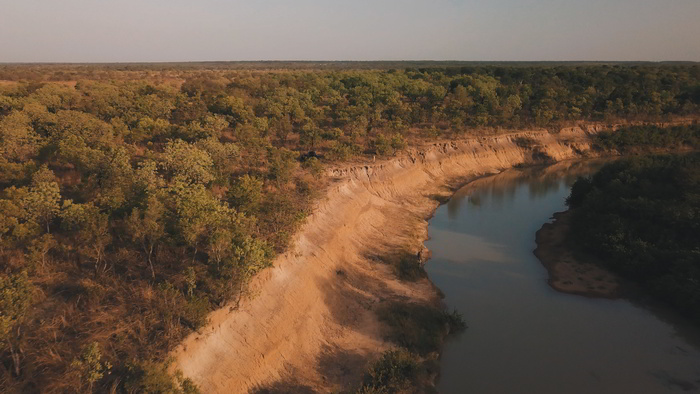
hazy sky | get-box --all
[1,0,699,62]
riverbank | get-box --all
[535,152,700,323]
[172,124,609,393]
[425,154,700,394]
[534,210,620,298]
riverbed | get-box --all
[425,161,700,393]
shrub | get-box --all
[394,253,426,282]
[70,342,112,392]
[124,359,200,394]
[373,134,394,156]
[378,301,466,354]
[0,270,33,376]
[513,136,537,149]
[228,174,264,213]
[301,156,323,176]
[357,349,420,393]
[328,141,358,161]
[390,133,407,152]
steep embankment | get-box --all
[173,126,600,393]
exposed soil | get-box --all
[173,125,615,393]
[534,211,620,298]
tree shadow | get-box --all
[315,344,370,390]
[250,345,369,394]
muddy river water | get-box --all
[424,161,700,393]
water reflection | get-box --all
[428,228,510,264]
[445,160,605,220]
[425,160,700,394]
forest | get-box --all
[567,153,700,320]
[0,63,699,393]
[595,124,700,152]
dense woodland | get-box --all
[596,124,700,152]
[567,153,700,320]
[0,63,699,393]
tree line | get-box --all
[567,153,700,320]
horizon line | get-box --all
[1,60,699,66]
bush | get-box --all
[390,133,407,152]
[267,147,298,185]
[301,156,323,176]
[70,342,111,392]
[183,294,210,330]
[373,134,394,156]
[378,301,466,354]
[513,136,537,149]
[423,126,441,139]
[228,174,264,213]
[124,359,200,394]
[328,141,359,161]
[357,349,420,393]
[394,253,426,282]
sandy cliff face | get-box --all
[173,127,598,393]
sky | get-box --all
[1,0,699,62]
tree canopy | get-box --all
[567,153,700,320]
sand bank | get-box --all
[534,210,620,298]
[174,125,610,393]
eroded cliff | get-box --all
[173,126,599,393]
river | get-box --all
[424,160,700,393]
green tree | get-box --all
[60,201,111,274]
[233,236,271,279]
[301,156,324,176]
[357,349,420,393]
[162,139,215,184]
[272,115,293,145]
[209,95,252,126]
[0,187,39,248]
[26,233,56,269]
[70,342,112,392]
[134,159,164,196]
[31,83,81,112]
[0,199,20,251]
[169,177,244,263]
[267,147,297,186]
[0,271,33,376]
[125,359,200,394]
[196,137,240,182]
[177,114,229,141]
[390,133,407,152]
[299,122,321,150]
[127,195,166,278]
[55,133,107,174]
[23,165,61,233]
[49,110,114,148]
[0,111,42,162]
[95,146,135,212]
[228,174,264,214]
[230,236,272,304]
[131,117,171,143]
[372,133,393,156]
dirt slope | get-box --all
[173,126,600,393]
